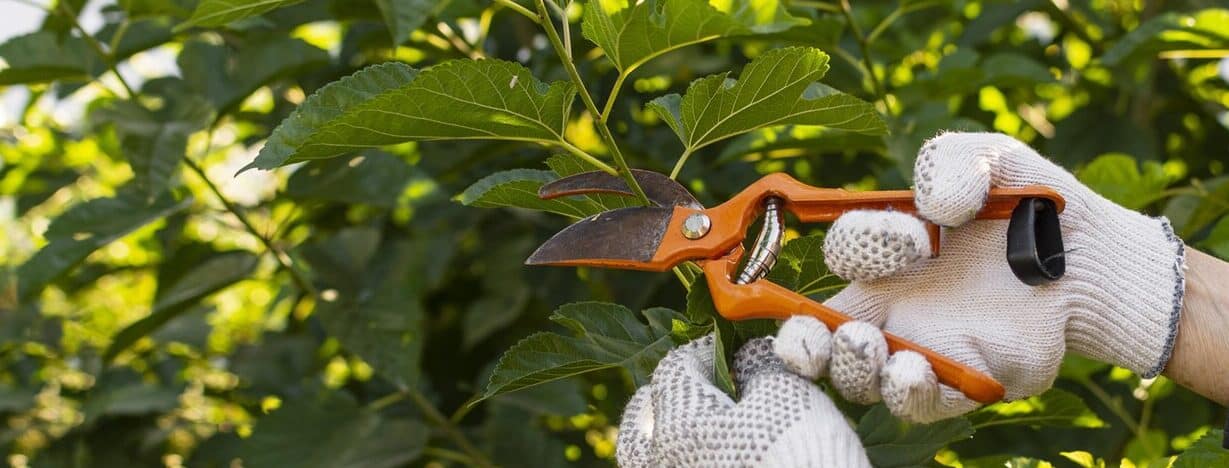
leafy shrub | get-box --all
[1,0,1227,467]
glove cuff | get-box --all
[1063,201,1185,378]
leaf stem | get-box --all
[407,390,496,468]
[865,1,940,44]
[181,155,316,296]
[536,0,652,205]
[492,0,541,24]
[669,149,692,179]
[600,71,631,124]
[558,140,618,174]
[57,0,137,98]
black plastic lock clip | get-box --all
[1007,198,1065,285]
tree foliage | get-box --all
[1,0,1227,466]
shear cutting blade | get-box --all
[525,207,673,266]
[539,170,702,209]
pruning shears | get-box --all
[525,170,1067,404]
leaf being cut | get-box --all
[178,0,307,30]
[0,31,95,85]
[583,0,806,73]
[857,404,974,468]
[17,189,192,301]
[240,391,428,468]
[481,302,681,400]
[247,59,576,170]
[968,388,1105,429]
[648,47,886,156]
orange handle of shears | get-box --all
[701,259,1005,404]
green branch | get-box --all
[493,0,541,24]
[408,390,496,468]
[535,0,652,205]
[56,0,137,98]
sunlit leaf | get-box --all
[857,404,974,468]
[103,245,258,362]
[240,391,428,468]
[968,388,1105,429]
[647,47,885,157]
[1077,153,1180,210]
[178,0,308,30]
[1100,9,1229,67]
[247,60,576,170]
[17,189,192,301]
[481,302,681,400]
[1174,429,1229,467]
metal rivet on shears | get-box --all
[681,213,711,239]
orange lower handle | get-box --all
[702,259,1005,404]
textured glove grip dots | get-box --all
[1007,198,1066,285]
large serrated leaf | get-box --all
[480,302,681,400]
[766,232,846,300]
[17,189,192,301]
[456,169,601,218]
[247,59,576,171]
[0,31,95,85]
[1174,429,1229,467]
[647,47,886,156]
[177,0,307,30]
[968,388,1106,429]
[857,404,974,468]
[179,37,329,115]
[240,391,428,468]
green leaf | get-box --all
[968,388,1105,429]
[1124,428,1168,466]
[766,233,846,300]
[247,59,576,170]
[483,402,571,468]
[582,0,806,73]
[94,96,215,195]
[481,302,681,400]
[80,370,181,425]
[17,189,191,301]
[462,237,532,348]
[179,37,329,115]
[1200,216,1229,260]
[1077,153,1179,210]
[103,246,258,362]
[980,52,1056,86]
[685,280,737,396]
[240,391,428,468]
[178,0,308,30]
[305,230,426,390]
[1164,176,1229,238]
[1100,9,1229,67]
[647,47,886,156]
[375,0,442,44]
[717,126,885,163]
[286,152,415,207]
[98,17,177,61]
[456,169,601,218]
[0,31,95,85]
[1174,429,1229,467]
[857,404,974,468]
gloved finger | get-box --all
[880,351,981,424]
[914,131,1066,226]
[828,321,889,405]
[616,386,657,468]
[774,316,832,380]
[649,335,735,428]
[823,210,932,281]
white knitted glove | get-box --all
[774,132,1186,423]
[616,335,870,468]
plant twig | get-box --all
[536,0,652,205]
[839,0,887,109]
[57,0,137,98]
[408,390,496,468]
[182,155,316,296]
[493,0,541,24]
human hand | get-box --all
[774,132,1186,423]
[616,335,870,468]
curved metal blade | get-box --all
[539,170,702,209]
[526,207,673,266]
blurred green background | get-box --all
[1,0,1228,467]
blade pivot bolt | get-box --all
[681,213,712,240]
